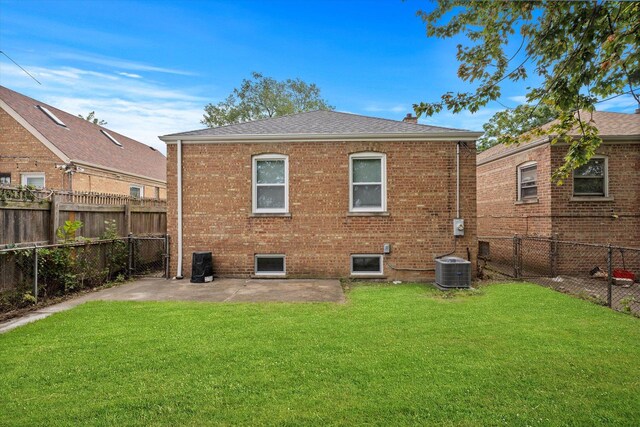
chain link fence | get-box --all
[0,235,168,314]
[479,236,640,315]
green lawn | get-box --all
[1,283,639,426]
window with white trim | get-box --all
[255,255,286,275]
[21,173,45,188]
[130,185,143,198]
[252,154,288,213]
[517,162,537,201]
[351,254,384,275]
[573,156,607,196]
[349,152,386,212]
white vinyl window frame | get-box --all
[252,154,289,214]
[349,152,387,213]
[573,155,608,197]
[20,172,45,188]
[254,254,286,276]
[350,254,384,276]
[130,185,144,198]
[517,161,538,201]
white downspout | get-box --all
[456,141,460,218]
[176,139,184,279]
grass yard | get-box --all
[1,283,639,426]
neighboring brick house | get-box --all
[0,85,166,198]
[477,110,640,247]
[160,110,480,280]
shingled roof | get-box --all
[477,110,640,164]
[0,85,166,182]
[160,110,481,141]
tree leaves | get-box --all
[415,0,639,181]
[202,72,334,127]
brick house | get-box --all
[160,110,480,280]
[477,110,640,247]
[0,85,166,198]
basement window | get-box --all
[351,254,383,275]
[101,130,123,147]
[36,105,67,127]
[255,255,286,275]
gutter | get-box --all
[70,160,166,185]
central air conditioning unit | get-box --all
[435,256,471,289]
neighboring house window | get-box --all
[574,156,607,197]
[517,162,538,201]
[351,255,384,275]
[130,185,143,198]
[252,154,288,213]
[0,173,10,185]
[349,152,387,212]
[255,254,286,275]
[21,173,45,188]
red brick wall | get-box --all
[550,143,640,247]
[477,144,553,237]
[0,109,68,189]
[1,109,166,198]
[477,141,640,248]
[167,140,477,280]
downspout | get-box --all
[456,141,460,218]
[176,139,184,279]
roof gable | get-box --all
[0,85,166,182]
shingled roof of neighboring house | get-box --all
[0,85,166,182]
[477,110,640,164]
[160,110,481,140]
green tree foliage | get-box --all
[78,111,107,126]
[477,104,559,151]
[202,72,334,127]
[414,0,639,182]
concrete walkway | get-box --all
[0,277,344,334]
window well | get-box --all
[255,255,286,275]
[101,130,123,147]
[37,105,66,127]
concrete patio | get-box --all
[0,277,345,333]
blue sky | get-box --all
[1,0,637,153]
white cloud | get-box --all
[118,72,142,79]
[0,61,209,153]
[507,95,528,104]
[596,94,638,113]
[55,52,196,76]
[424,108,501,132]
[363,104,407,114]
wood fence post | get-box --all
[49,194,59,243]
[124,202,132,236]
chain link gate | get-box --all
[128,235,169,278]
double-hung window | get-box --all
[349,152,386,212]
[253,154,288,213]
[574,156,607,197]
[517,162,537,201]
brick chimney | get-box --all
[402,113,418,124]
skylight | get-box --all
[37,105,66,127]
[101,129,123,147]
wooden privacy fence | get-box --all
[1,188,166,245]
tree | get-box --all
[78,111,107,126]
[414,1,639,182]
[202,72,334,127]
[477,104,559,152]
